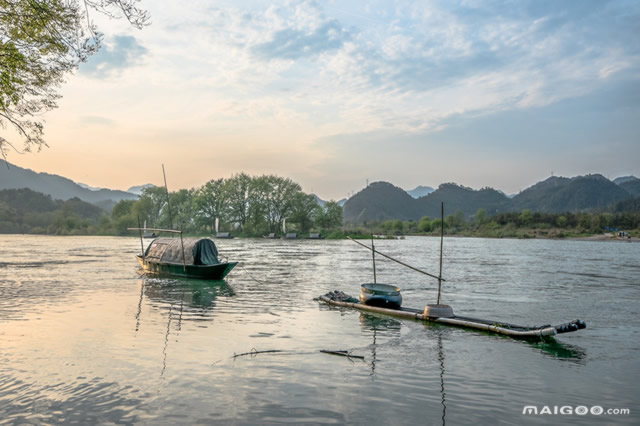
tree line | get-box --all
[3,185,638,238]
[109,173,343,236]
[0,188,104,234]
[352,208,640,239]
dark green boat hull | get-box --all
[136,256,237,280]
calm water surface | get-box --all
[0,235,639,425]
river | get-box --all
[0,235,638,424]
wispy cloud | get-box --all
[172,0,638,137]
[80,35,148,78]
[252,20,350,60]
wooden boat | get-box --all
[128,167,237,280]
[319,293,586,339]
[135,235,237,280]
[308,233,325,239]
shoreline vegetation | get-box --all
[1,181,639,241]
[348,210,640,241]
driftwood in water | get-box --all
[231,348,365,360]
[232,349,285,358]
[319,350,365,360]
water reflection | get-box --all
[141,277,235,311]
[438,333,447,426]
[525,338,587,363]
[358,314,401,376]
[134,278,236,377]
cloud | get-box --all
[60,0,639,198]
[307,71,640,195]
[252,20,350,60]
[80,35,148,78]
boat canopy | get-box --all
[144,238,220,265]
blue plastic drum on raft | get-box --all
[360,283,402,309]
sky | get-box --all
[6,0,640,199]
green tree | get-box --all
[418,216,432,232]
[111,199,135,220]
[556,215,568,228]
[261,175,301,232]
[446,210,465,230]
[247,175,270,233]
[289,192,319,233]
[194,179,226,233]
[169,188,195,232]
[136,186,166,227]
[97,215,112,235]
[315,201,343,230]
[224,173,251,230]
[474,208,487,225]
[431,218,447,232]
[519,209,533,226]
[0,0,149,157]
[380,220,394,233]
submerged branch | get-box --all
[230,348,365,361]
[319,350,365,360]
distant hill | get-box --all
[0,188,103,219]
[344,182,511,223]
[311,194,326,207]
[0,188,105,234]
[511,174,631,213]
[343,174,639,224]
[313,194,349,208]
[612,197,640,213]
[613,176,638,185]
[416,183,511,218]
[0,160,139,205]
[127,184,155,195]
[343,182,422,223]
[619,178,640,197]
[406,185,435,199]
[77,182,102,191]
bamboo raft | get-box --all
[319,294,586,339]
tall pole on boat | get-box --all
[162,164,174,231]
[437,202,444,304]
[371,234,377,284]
[179,229,186,272]
[137,215,145,260]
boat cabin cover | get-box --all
[144,238,220,265]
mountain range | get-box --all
[406,185,435,198]
[2,160,639,221]
[0,160,139,206]
[343,175,640,223]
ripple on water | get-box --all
[0,375,145,425]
